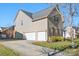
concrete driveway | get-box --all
[0,40,51,56]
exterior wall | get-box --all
[14,10,48,33]
[63,27,76,39]
[48,14,63,36]
[47,7,64,36]
[13,28,16,38]
[30,18,48,32]
[14,10,48,40]
[14,10,32,34]
[57,15,64,36]
[48,19,56,36]
[14,9,63,40]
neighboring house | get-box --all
[14,6,64,41]
[0,27,8,38]
[72,26,79,38]
[63,26,76,39]
[0,26,15,39]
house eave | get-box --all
[32,17,47,22]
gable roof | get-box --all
[32,5,63,22]
[14,9,33,22]
[21,9,33,18]
[14,5,63,22]
[32,6,55,21]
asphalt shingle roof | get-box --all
[32,6,54,21]
[15,5,62,22]
[21,9,33,19]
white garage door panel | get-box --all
[38,32,47,41]
[25,33,35,40]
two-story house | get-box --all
[14,6,64,41]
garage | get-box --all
[24,32,47,41]
[24,32,36,40]
[38,32,47,41]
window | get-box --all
[54,16,58,22]
[21,20,23,26]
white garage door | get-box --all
[25,33,35,40]
[38,32,47,41]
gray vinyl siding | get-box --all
[14,10,48,34]
[14,6,64,40]
[48,14,63,36]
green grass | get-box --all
[33,39,79,56]
[0,44,20,56]
[33,39,79,51]
[32,41,71,51]
[74,38,79,45]
[64,48,79,56]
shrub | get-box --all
[76,33,79,38]
[74,39,79,46]
[65,39,72,41]
[49,36,64,42]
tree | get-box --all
[52,4,78,48]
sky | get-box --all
[0,3,79,27]
[0,3,50,27]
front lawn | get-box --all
[0,43,20,56]
[32,39,79,56]
[64,48,79,56]
[32,41,71,51]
